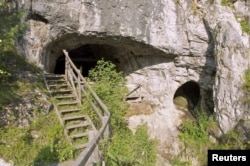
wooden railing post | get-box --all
[102,116,110,139]
[65,54,68,79]
[78,69,81,105]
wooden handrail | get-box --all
[63,50,110,165]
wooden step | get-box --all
[55,95,76,99]
[45,74,64,78]
[69,132,89,139]
[75,143,88,149]
[63,115,87,122]
[57,101,79,106]
[66,122,90,130]
[51,89,72,94]
[60,108,81,114]
[47,80,66,84]
[49,84,68,88]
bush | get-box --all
[175,111,217,165]
[104,125,157,166]
[175,108,250,165]
[89,59,128,132]
[88,59,157,165]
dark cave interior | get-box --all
[173,81,201,112]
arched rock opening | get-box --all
[173,81,201,113]
[53,44,120,77]
[44,34,172,76]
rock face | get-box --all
[17,0,250,164]
[213,21,250,133]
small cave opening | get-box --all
[173,81,201,115]
[54,44,116,77]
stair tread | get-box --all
[63,115,87,121]
[60,108,81,113]
[44,74,64,77]
[69,132,89,139]
[55,95,76,99]
[51,89,72,93]
[49,84,68,87]
[75,143,88,149]
[57,101,79,106]
[47,80,66,83]
[66,122,90,130]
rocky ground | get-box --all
[0,71,51,128]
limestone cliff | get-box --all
[16,0,250,164]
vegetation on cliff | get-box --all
[0,0,25,80]
[171,110,250,165]
[88,59,157,166]
[244,68,250,103]
[0,1,74,165]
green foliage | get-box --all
[174,109,250,165]
[89,59,157,165]
[216,130,250,150]
[89,59,128,132]
[179,111,213,146]
[240,20,250,35]
[174,111,218,165]
[170,157,191,166]
[0,111,74,166]
[221,0,235,7]
[0,0,26,80]
[243,68,250,103]
[104,125,157,166]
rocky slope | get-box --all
[14,0,250,164]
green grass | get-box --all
[243,68,250,103]
[172,110,250,165]
[240,20,250,35]
[221,0,235,7]
[0,111,74,166]
[0,4,75,165]
[0,49,74,165]
[103,125,158,166]
[176,111,216,164]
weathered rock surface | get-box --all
[15,0,250,164]
[0,71,51,127]
[213,20,250,133]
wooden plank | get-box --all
[63,115,87,121]
[66,122,90,130]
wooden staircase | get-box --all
[44,74,95,151]
[42,50,110,166]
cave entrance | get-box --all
[173,81,200,114]
[54,44,116,77]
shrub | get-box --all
[89,59,128,132]
[88,59,157,165]
[175,111,218,165]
